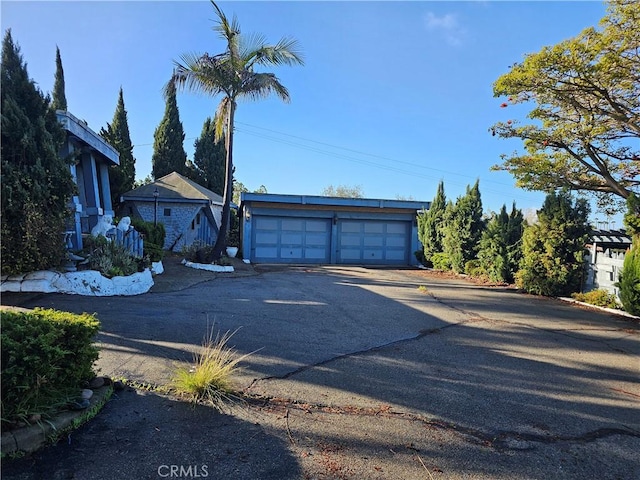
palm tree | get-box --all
[169,1,303,260]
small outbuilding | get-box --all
[584,229,632,298]
[121,172,223,252]
[240,193,430,265]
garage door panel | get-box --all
[252,216,331,263]
[256,218,278,230]
[386,236,406,248]
[255,232,278,244]
[337,220,409,264]
[281,233,303,244]
[364,223,384,234]
[282,219,304,231]
[255,247,278,259]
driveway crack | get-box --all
[242,393,640,451]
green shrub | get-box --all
[83,236,139,278]
[617,245,640,316]
[431,252,451,271]
[130,218,166,262]
[571,290,620,309]
[1,309,100,427]
[465,259,486,278]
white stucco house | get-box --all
[120,172,224,252]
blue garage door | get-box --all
[337,220,410,264]
[252,216,331,263]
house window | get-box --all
[191,219,195,230]
[164,208,171,216]
[196,213,201,225]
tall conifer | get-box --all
[192,117,226,195]
[151,81,187,179]
[419,180,447,266]
[52,46,67,111]
[517,191,590,296]
[1,30,75,274]
[100,87,135,211]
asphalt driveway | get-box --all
[2,262,639,479]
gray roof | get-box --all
[122,172,224,205]
[590,229,632,246]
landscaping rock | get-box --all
[113,380,126,391]
[88,376,106,389]
[81,389,93,400]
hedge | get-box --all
[1,309,100,426]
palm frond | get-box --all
[214,98,231,143]
[239,72,290,103]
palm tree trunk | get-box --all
[211,100,236,260]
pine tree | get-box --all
[1,30,75,275]
[100,87,135,212]
[442,180,485,273]
[419,180,446,266]
[517,191,590,296]
[52,46,67,111]
[151,81,187,179]
[191,117,226,195]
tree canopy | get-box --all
[1,30,75,274]
[191,116,226,195]
[491,0,639,212]
[100,87,136,211]
[321,184,364,198]
[152,81,187,179]
[52,46,67,111]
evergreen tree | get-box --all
[191,117,226,195]
[442,180,485,273]
[618,193,640,314]
[100,87,135,212]
[478,206,510,283]
[1,30,75,275]
[517,191,590,296]
[506,202,524,278]
[152,81,187,179]
[52,46,67,111]
[419,180,446,267]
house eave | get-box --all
[56,110,119,165]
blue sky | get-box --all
[2,1,619,225]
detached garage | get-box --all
[239,193,430,266]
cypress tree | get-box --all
[517,191,590,296]
[1,30,75,275]
[506,202,524,279]
[52,45,67,111]
[419,180,447,267]
[151,81,187,179]
[192,116,226,195]
[442,180,485,273]
[100,87,136,212]
[478,205,510,283]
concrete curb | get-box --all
[558,296,640,320]
[1,385,113,457]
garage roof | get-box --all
[241,192,430,211]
